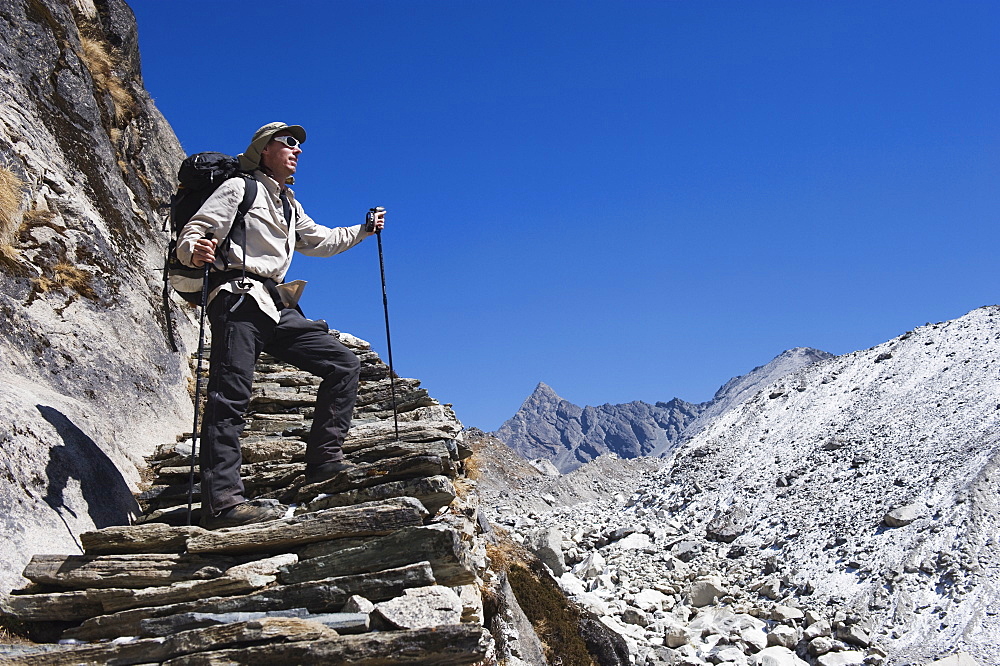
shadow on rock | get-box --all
[37,405,139,529]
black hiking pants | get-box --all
[200,290,360,515]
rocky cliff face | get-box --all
[487,307,1000,665]
[0,0,192,595]
[495,348,832,472]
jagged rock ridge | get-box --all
[495,347,832,472]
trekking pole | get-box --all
[369,207,400,441]
[186,234,213,525]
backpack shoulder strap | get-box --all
[237,176,257,220]
[217,176,257,270]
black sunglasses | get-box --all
[272,135,300,148]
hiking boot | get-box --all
[200,500,286,530]
[304,460,356,484]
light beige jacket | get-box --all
[177,170,372,322]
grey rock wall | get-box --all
[0,0,192,594]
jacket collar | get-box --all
[253,170,292,198]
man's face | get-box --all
[260,131,302,177]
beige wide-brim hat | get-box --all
[237,122,307,171]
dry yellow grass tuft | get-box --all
[80,35,133,123]
[21,209,58,227]
[55,261,95,298]
[463,449,483,480]
[32,261,96,300]
[0,167,25,266]
[484,532,533,575]
[0,616,31,646]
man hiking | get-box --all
[176,121,385,529]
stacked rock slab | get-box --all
[0,331,490,664]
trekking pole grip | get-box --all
[202,232,214,270]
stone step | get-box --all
[133,503,205,527]
[186,498,427,556]
[140,452,456,513]
[162,623,488,666]
[344,421,460,451]
[348,439,457,464]
[62,562,437,642]
[137,482,202,511]
[81,524,205,555]
[139,608,370,637]
[21,553,248,590]
[252,371,321,387]
[2,575,273,622]
[279,525,476,587]
[292,455,456,505]
[296,475,457,517]
[8,617,338,665]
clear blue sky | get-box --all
[131,1,998,431]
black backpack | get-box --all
[164,152,258,305]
